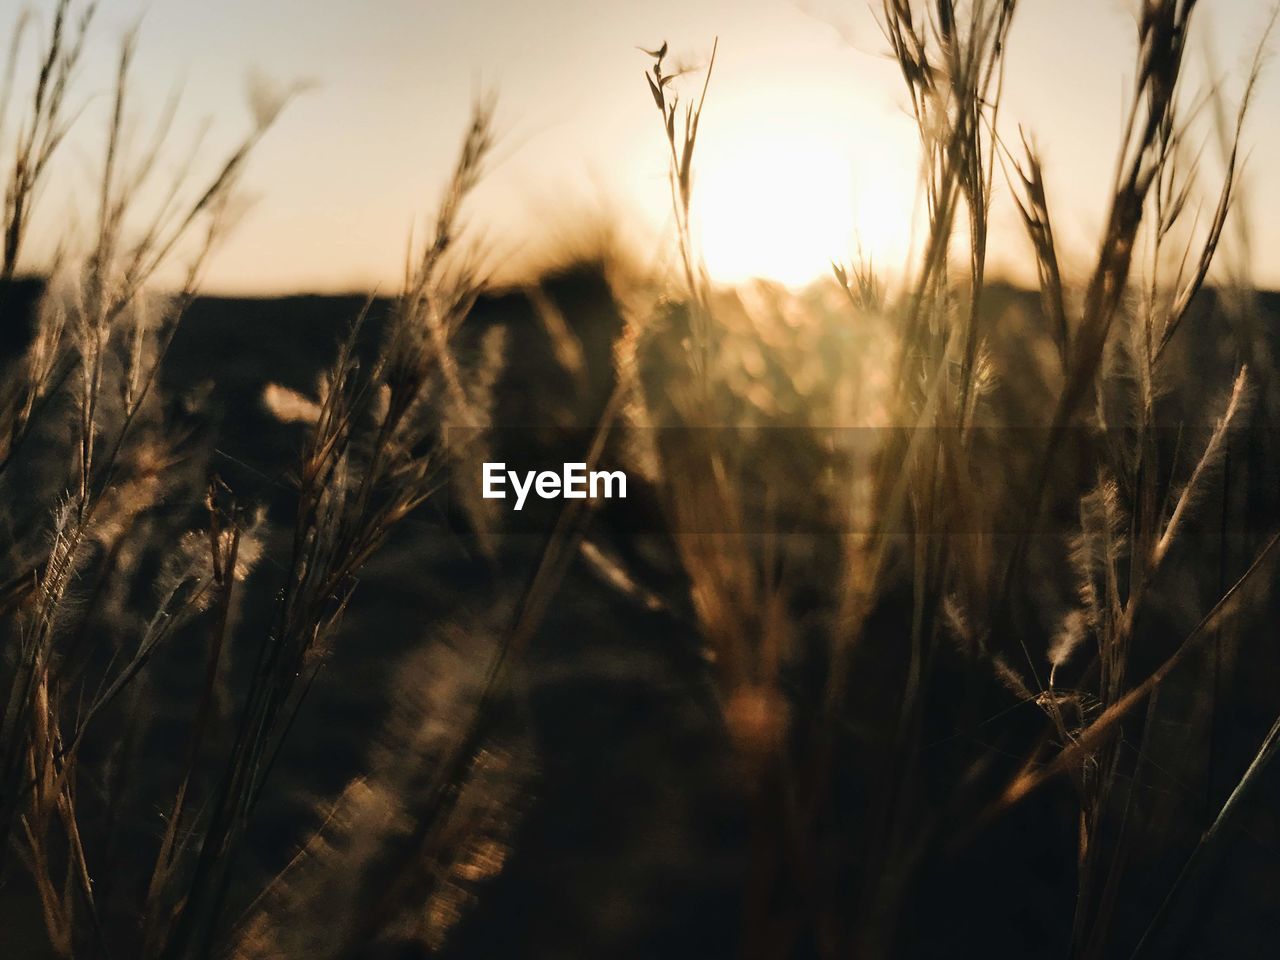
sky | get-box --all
[9,0,1280,293]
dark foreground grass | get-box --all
[3,1,1280,958]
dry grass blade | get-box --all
[999,526,1280,810]
[1152,365,1248,568]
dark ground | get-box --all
[4,273,1280,957]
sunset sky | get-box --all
[18,0,1280,292]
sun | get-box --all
[690,127,916,289]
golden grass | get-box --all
[2,1,1280,957]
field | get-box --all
[3,1,1280,958]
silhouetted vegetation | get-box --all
[3,1,1280,958]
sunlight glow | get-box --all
[691,128,917,289]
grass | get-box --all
[2,0,1280,957]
